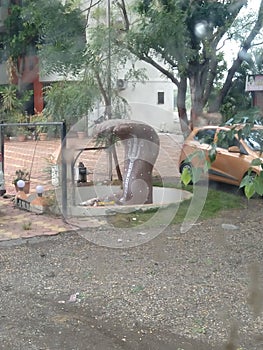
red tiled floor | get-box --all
[0,132,184,241]
[3,133,183,195]
[3,139,61,195]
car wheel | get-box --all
[179,162,193,185]
[180,162,192,174]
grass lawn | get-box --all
[107,183,246,228]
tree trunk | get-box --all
[177,76,189,137]
[189,74,205,128]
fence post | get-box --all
[61,121,67,217]
[0,123,6,196]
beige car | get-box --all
[179,125,263,186]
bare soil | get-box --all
[0,197,263,350]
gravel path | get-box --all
[0,199,263,349]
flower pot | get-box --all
[17,134,27,142]
[39,132,48,141]
[15,181,30,194]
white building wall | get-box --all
[117,61,178,132]
[120,81,177,132]
[80,0,179,133]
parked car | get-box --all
[179,125,263,187]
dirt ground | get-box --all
[0,196,263,350]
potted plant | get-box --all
[16,126,31,141]
[12,169,31,194]
[10,111,31,141]
[31,112,49,141]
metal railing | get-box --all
[0,121,68,217]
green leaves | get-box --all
[240,161,263,199]
[181,148,212,186]
[181,166,192,186]
[251,158,263,167]
[3,0,86,76]
[182,149,263,200]
[208,144,217,163]
[181,165,207,186]
[243,179,255,200]
[254,173,263,196]
[43,80,99,129]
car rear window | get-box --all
[244,129,263,152]
[194,129,216,145]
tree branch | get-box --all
[95,70,110,108]
[217,0,263,108]
[139,54,180,86]
[116,0,130,31]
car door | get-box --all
[192,128,216,167]
[209,129,247,185]
[183,128,216,168]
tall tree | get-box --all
[1,0,86,85]
[114,0,263,133]
[83,4,147,118]
[1,0,146,122]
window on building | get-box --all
[157,91,164,104]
